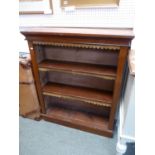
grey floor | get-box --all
[19,117,117,155]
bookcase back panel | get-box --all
[39,71,115,92]
[37,46,119,66]
[35,45,45,63]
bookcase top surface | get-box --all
[20,27,134,39]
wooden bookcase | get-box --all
[21,27,134,137]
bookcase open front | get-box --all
[21,27,134,137]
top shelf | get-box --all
[39,60,117,80]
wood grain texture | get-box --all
[39,60,117,79]
[44,96,110,117]
[28,41,46,113]
[42,46,119,66]
[43,83,113,107]
[108,47,129,129]
[21,27,134,137]
[39,71,115,92]
[19,84,40,119]
[41,107,113,137]
[34,41,120,50]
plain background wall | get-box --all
[19,0,134,28]
[19,0,135,52]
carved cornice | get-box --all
[33,41,120,50]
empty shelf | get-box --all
[41,106,113,137]
[39,60,116,80]
[42,83,112,107]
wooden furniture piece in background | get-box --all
[20,27,134,137]
[19,53,40,119]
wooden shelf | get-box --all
[39,60,116,80]
[42,83,112,107]
[41,107,113,137]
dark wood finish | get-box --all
[42,82,113,107]
[39,60,117,78]
[21,27,134,137]
[39,46,119,66]
[29,35,130,47]
[21,27,134,47]
[28,41,46,113]
[44,96,110,117]
[109,47,129,129]
[39,71,115,91]
[41,107,113,137]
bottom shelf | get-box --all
[41,106,113,137]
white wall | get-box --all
[116,73,135,155]
[19,0,135,28]
[122,75,135,138]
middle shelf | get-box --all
[38,60,117,80]
[42,83,113,107]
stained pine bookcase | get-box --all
[21,27,134,137]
